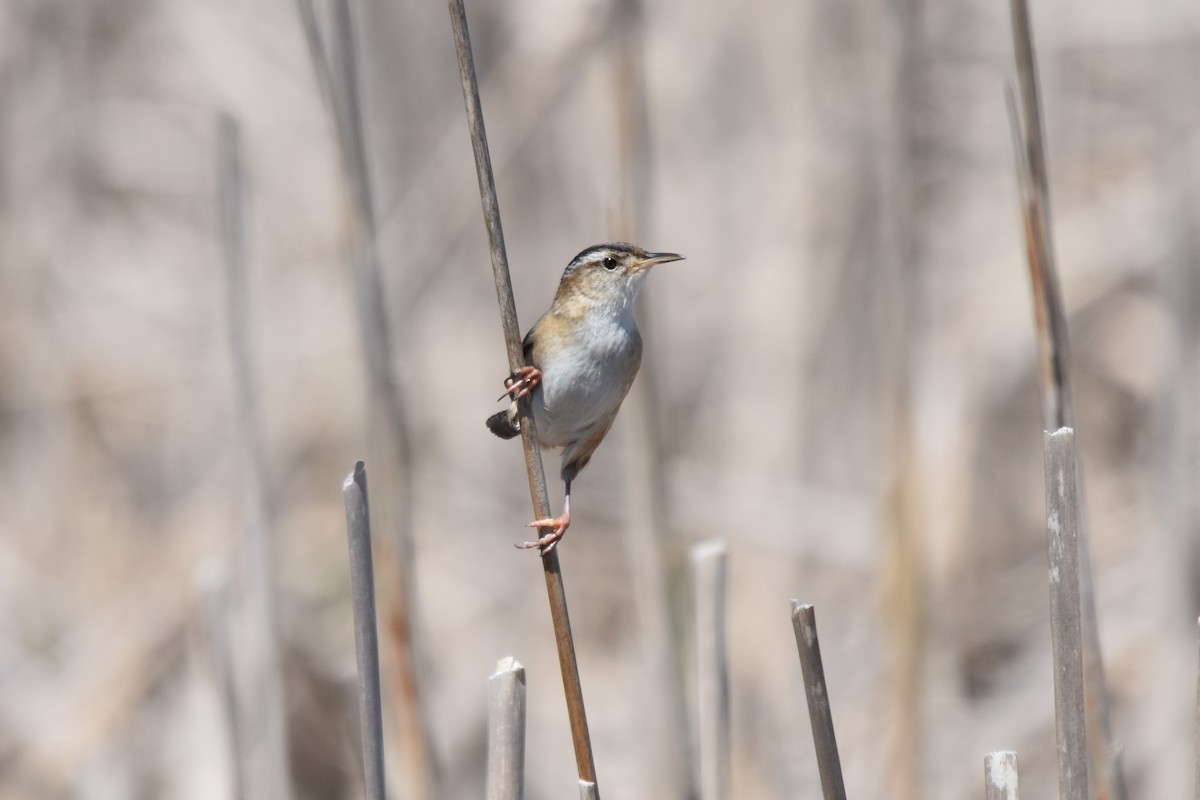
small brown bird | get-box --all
[487,243,684,555]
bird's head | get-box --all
[552,243,684,313]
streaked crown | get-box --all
[553,243,684,308]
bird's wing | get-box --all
[521,313,550,368]
[522,327,536,366]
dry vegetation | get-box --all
[0,0,1198,798]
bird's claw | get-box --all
[518,513,570,557]
[499,366,542,402]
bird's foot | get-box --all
[517,511,570,556]
[499,366,542,402]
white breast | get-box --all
[532,308,641,448]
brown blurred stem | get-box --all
[447,0,599,789]
[1006,23,1067,428]
[294,2,439,796]
[1006,2,1125,796]
[879,5,924,797]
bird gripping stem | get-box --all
[447,0,599,788]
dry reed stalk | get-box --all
[1044,428,1088,800]
[579,780,600,799]
[1005,13,1068,427]
[447,0,599,789]
[611,0,693,796]
[343,463,388,800]
[790,602,847,800]
[984,751,1020,800]
[692,541,729,800]
[217,111,293,800]
[487,657,527,800]
[1006,3,1124,795]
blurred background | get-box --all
[1,0,1198,797]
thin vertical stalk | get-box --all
[984,751,1020,800]
[1007,4,1124,796]
[447,0,598,789]
[878,5,923,797]
[1044,428,1088,800]
[611,0,692,796]
[1007,11,1068,427]
[293,0,336,127]
[790,602,847,800]
[321,4,438,796]
[487,657,527,800]
[343,463,387,800]
[217,111,293,800]
[692,541,729,800]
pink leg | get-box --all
[519,482,571,556]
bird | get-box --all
[487,242,684,555]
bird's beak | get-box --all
[633,252,685,272]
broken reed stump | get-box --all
[343,463,387,800]
[1043,429,1088,800]
[1007,0,1124,795]
[486,657,526,800]
[984,751,1020,800]
[790,602,848,800]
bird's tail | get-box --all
[486,404,521,439]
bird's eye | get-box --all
[602,256,618,270]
